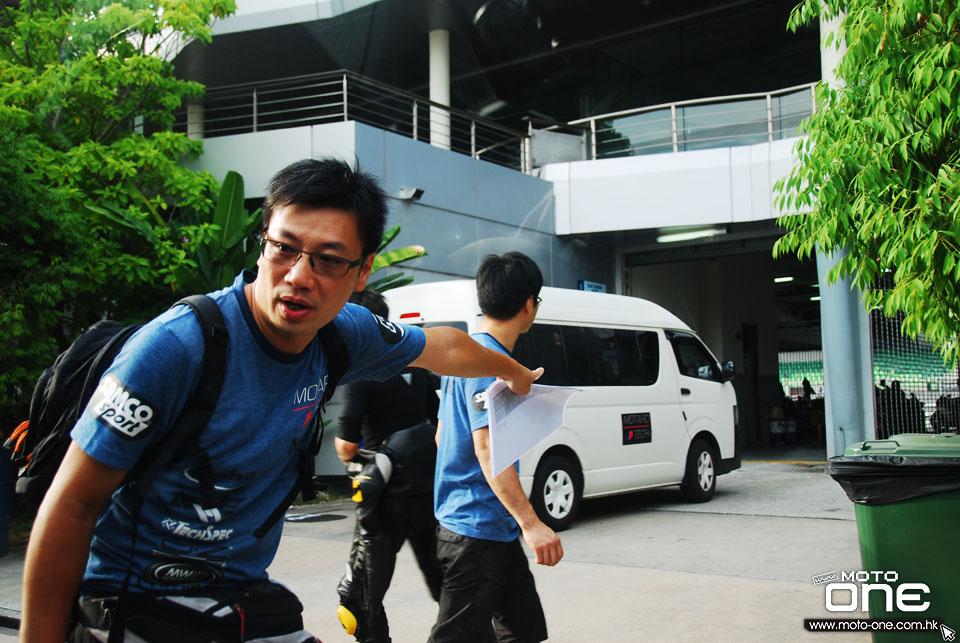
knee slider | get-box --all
[337,604,359,636]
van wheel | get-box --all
[681,439,717,503]
[531,455,582,531]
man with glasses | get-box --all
[430,252,562,643]
[21,159,543,643]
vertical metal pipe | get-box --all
[342,75,349,121]
[671,104,679,152]
[816,9,874,456]
[766,93,774,141]
[590,119,597,160]
[429,29,451,149]
[252,88,258,133]
[413,101,418,140]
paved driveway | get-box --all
[0,459,869,642]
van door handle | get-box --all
[681,388,691,396]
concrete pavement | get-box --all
[0,452,872,642]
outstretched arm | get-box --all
[411,327,542,395]
[21,442,127,643]
[472,428,563,567]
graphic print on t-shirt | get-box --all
[87,373,157,439]
[374,314,405,344]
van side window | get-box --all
[560,326,590,386]
[514,324,572,385]
[584,328,619,385]
[666,331,721,383]
[617,330,660,386]
[514,324,659,387]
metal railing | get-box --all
[569,83,817,160]
[175,70,531,172]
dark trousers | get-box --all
[340,493,442,643]
[428,526,547,643]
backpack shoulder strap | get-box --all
[175,294,229,414]
[131,294,228,497]
[319,319,350,405]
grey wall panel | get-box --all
[477,161,555,233]
[384,202,479,278]
[188,126,324,195]
[382,131,478,216]
[353,123,386,185]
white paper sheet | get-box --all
[487,381,579,476]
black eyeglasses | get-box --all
[260,238,364,278]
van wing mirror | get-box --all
[722,361,735,382]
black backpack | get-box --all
[6,296,226,505]
[6,295,349,515]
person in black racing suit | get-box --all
[334,290,442,643]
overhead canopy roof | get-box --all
[176,0,820,130]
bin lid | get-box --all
[844,432,960,458]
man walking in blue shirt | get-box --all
[430,252,563,643]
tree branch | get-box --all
[22,0,33,68]
[0,33,24,66]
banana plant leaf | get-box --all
[377,224,402,254]
[85,203,157,244]
[371,245,426,273]
[209,171,249,261]
[367,273,415,292]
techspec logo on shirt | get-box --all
[87,373,156,439]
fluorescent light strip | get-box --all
[656,228,724,243]
[774,276,794,283]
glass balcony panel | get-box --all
[772,88,813,139]
[598,109,674,158]
[678,98,768,151]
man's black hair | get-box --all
[263,158,387,257]
[348,289,389,319]
[476,252,543,320]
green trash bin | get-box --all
[828,433,960,642]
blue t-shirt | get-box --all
[434,333,519,543]
[72,271,425,594]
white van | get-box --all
[385,281,740,530]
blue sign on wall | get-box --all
[577,280,606,292]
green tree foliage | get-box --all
[89,170,261,294]
[0,0,234,427]
[774,0,960,366]
[0,128,95,429]
[0,0,235,317]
